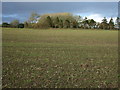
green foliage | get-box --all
[64,19,70,28]
[10,19,19,28]
[28,12,40,23]
[37,17,50,29]
[72,20,78,28]
[59,19,63,28]
[2,22,10,27]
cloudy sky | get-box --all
[2,2,119,23]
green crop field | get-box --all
[2,28,118,88]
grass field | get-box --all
[2,28,118,88]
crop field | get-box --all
[2,28,118,88]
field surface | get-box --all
[2,28,118,88]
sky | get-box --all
[2,2,119,23]
[1,0,120,2]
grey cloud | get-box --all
[2,0,120,2]
[2,2,118,23]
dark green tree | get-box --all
[24,21,29,28]
[54,17,60,28]
[82,17,89,29]
[109,18,114,30]
[116,17,120,30]
[101,17,108,29]
[64,19,70,28]
[46,16,53,28]
[72,20,78,28]
[18,23,24,28]
[59,19,63,28]
[88,19,96,29]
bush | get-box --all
[18,23,24,28]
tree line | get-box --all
[2,12,120,30]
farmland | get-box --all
[2,28,118,88]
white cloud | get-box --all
[87,14,103,22]
[86,14,117,23]
[107,17,117,23]
[2,14,18,18]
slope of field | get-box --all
[2,28,118,88]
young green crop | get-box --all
[2,28,118,88]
